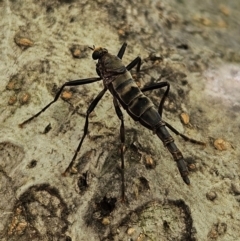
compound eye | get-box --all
[92,51,100,60]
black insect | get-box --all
[19,43,204,200]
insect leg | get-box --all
[126,56,142,88]
[113,97,126,201]
[141,82,170,117]
[117,42,142,71]
[141,81,205,184]
[19,77,101,127]
[63,87,107,175]
[117,42,127,59]
[165,122,205,145]
[126,56,141,73]
[141,83,205,145]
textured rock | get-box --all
[1,0,240,240]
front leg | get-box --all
[19,77,101,127]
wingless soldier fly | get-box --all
[19,43,205,200]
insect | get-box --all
[19,43,205,200]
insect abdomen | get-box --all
[109,68,189,184]
[111,71,161,129]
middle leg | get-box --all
[113,97,126,201]
[63,87,107,175]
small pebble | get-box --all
[69,167,78,174]
[19,92,31,104]
[180,113,189,125]
[70,45,88,58]
[187,163,197,171]
[201,18,212,26]
[6,80,17,90]
[16,221,27,234]
[72,48,81,57]
[214,138,231,151]
[61,90,73,100]
[206,191,217,201]
[14,37,33,48]
[145,155,155,169]
[127,227,135,235]
[193,15,212,26]
[8,95,17,105]
[16,207,22,215]
[118,29,125,36]
[219,4,230,16]
[102,217,110,225]
[136,233,145,241]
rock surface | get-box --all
[0,1,240,240]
